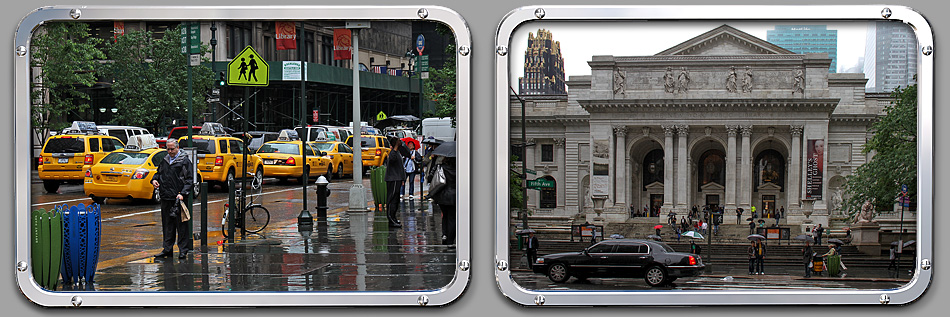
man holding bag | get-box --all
[426,141,456,245]
[150,139,194,259]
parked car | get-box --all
[178,123,263,191]
[532,239,704,286]
[257,132,331,183]
[345,134,390,175]
[40,122,125,193]
[311,141,354,179]
[83,134,165,204]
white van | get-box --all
[61,122,150,145]
[421,117,455,142]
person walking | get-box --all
[813,224,824,245]
[736,208,743,224]
[384,137,407,227]
[802,241,815,278]
[400,142,422,200]
[690,240,701,255]
[525,231,539,269]
[428,154,456,245]
[747,241,757,275]
[751,205,757,219]
[888,245,899,271]
[150,139,194,259]
[755,240,767,274]
[749,219,756,235]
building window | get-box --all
[541,144,554,162]
[540,176,557,209]
[227,23,252,59]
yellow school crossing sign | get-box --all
[228,46,269,86]
[376,111,387,121]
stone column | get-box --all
[788,125,803,212]
[525,138,536,209]
[725,125,738,212]
[739,125,752,211]
[613,126,627,208]
[676,125,689,212]
[662,125,675,212]
[554,138,566,209]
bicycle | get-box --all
[221,186,270,238]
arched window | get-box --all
[641,149,664,190]
[698,149,726,190]
[754,149,785,191]
[540,175,557,209]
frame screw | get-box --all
[496,260,509,271]
[921,259,932,270]
[880,294,890,305]
[496,46,508,56]
[459,260,471,271]
[71,296,83,307]
[922,46,933,56]
[69,9,81,19]
[15,46,27,57]
[458,45,470,56]
[417,8,429,19]
[417,295,429,306]
[16,261,28,272]
[881,8,892,19]
[535,8,546,19]
[534,295,545,305]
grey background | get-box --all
[2,0,943,315]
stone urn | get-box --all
[591,195,608,217]
[802,208,814,224]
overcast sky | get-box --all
[508,21,871,87]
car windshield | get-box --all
[249,138,265,150]
[99,152,151,165]
[347,136,377,148]
[190,139,217,154]
[258,143,299,155]
[312,143,335,152]
[654,242,676,253]
[43,138,86,153]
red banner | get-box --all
[113,21,125,42]
[276,22,297,50]
[333,29,352,60]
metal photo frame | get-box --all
[15,5,471,307]
[494,5,932,306]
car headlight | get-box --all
[535,258,545,264]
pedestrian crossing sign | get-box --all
[227,46,269,86]
[376,111,387,121]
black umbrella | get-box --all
[828,238,845,245]
[646,234,662,241]
[374,115,420,130]
[891,240,915,248]
[430,141,456,158]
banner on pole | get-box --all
[333,29,352,60]
[113,21,124,42]
[275,22,297,50]
[805,139,824,200]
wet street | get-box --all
[32,175,457,292]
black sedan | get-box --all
[532,239,704,286]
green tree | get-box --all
[98,25,214,132]
[844,83,917,219]
[30,22,105,139]
[510,155,525,211]
[423,24,456,124]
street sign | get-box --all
[421,71,429,80]
[901,184,908,195]
[416,34,425,56]
[525,169,537,175]
[527,178,555,190]
[313,110,319,123]
[189,54,201,67]
[419,55,429,72]
[376,111,387,121]
[179,21,200,55]
[206,97,220,103]
[227,46,269,87]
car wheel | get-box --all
[43,180,60,194]
[325,165,334,181]
[90,196,105,205]
[547,263,571,283]
[644,265,667,287]
[335,163,344,178]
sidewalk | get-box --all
[67,199,457,292]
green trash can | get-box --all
[31,206,63,290]
[370,166,387,211]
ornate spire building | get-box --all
[518,29,567,95]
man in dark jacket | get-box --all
[384,137,407,227]
[150,139,194,259]
[802,241,815,277]
[525,231,539,268]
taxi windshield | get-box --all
[258,143,299,155]
[312,143,335,152]
[100,152,151,165]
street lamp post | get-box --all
[509,87,529,231]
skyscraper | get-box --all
[518,29,566,95]
[767,25,838,73]
[864,21,918,93]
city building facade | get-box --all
[511,25,893,228]
[864,21,918,92]
[766,25,838,73]
[518,29,567,95]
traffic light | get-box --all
[217,71,227,86]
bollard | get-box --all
[200,182,208,247]
[315,175,329,220]
[227,179,235,242]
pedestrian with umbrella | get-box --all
[654,224,663,237]
[384,137,407,227]
[426,141,456,244]
[690,240,702,255]
[747,234,767,274]
[400,138,422,201]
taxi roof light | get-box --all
[277,129,300,141]
[64,121,99,135]
[125,134,159,151]
[198,122,228,136]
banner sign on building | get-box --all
[113,21,124,41]
[805,139,824,200]
[275,22,297,50]
[333,29,352,60]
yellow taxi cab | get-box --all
[179,122,263,190]
[311,140,354,179]
[38,121,125,193]
[257,130,331,183]
[83,134,165,204]
[345,134,390,175]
